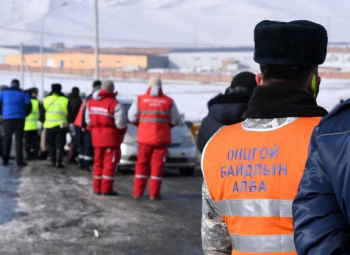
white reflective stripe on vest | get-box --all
[150,176,162,180]
[89,111,113,118]
[135,175,148,178]
[140,110,170,115]
[46,111,67,114]
[45,118,67,122]
[214,199,293,217]
[102,175,114,180]
[93,176,102,179]
[139,118,170,123]
[230,234,295,253]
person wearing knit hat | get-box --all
[128,77,182,200]
[201,20,328,255]
[42,83,70,168]
[85,80,127,196]
[0,78,32,167]
[197,71,257,153]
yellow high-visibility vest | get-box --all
[24,98,40,131]
[43,94,69,129]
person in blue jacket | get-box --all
[0,79,31,166]
[293,101,350,254]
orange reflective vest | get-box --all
[74,102,85,127]
[202,117,321,255]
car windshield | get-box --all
[122,102,184,126]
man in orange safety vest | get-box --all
[201,20,328,255]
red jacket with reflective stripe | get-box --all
[88,90,125,147]
[137,87,173,146]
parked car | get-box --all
[119,99,197,176]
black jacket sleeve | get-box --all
[39,103,45,123]
[81,103,87,128]
[25,103,32,117]
[197,115,224,153]
[67,99,73,123]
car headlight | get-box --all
[182,131,195,147]
[123,132,135,145]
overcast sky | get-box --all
[0,0,348,47]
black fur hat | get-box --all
[254,20,328,66]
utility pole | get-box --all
[40,2,68,99]
[94,0,100,80]
[194,28,197,48]
[20,43,24,88]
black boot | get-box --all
[56,150,65,168]
[50,149,56,167]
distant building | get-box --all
[168,47,258,72]
[63,47,173,55]
[0,47,19,64]
[51,43,65,50]
[6,52,168,70]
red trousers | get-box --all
[133,144,167,197]
[93,146,121,194]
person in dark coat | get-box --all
[0,79,31,166]
[293,100,350,254]
[67,87,82,164]
[68,87,82,123]
[197,71,257,153]
[75,80,101,171]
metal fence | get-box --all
[0,64,348,83]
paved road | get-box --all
[0,161,204,255]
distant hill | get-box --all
[0,0,349,48]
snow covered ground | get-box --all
[0,71,348,122]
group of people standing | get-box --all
[82,77,181,198]
[75,77,181,198]
[0,77,181,200]
[0,81,78,168]
[3,18,350,255]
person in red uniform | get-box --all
[85,80,127,196]
[128,77,181,200]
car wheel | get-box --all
[179,167,195,176]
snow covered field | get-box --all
[0,71,349,122]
